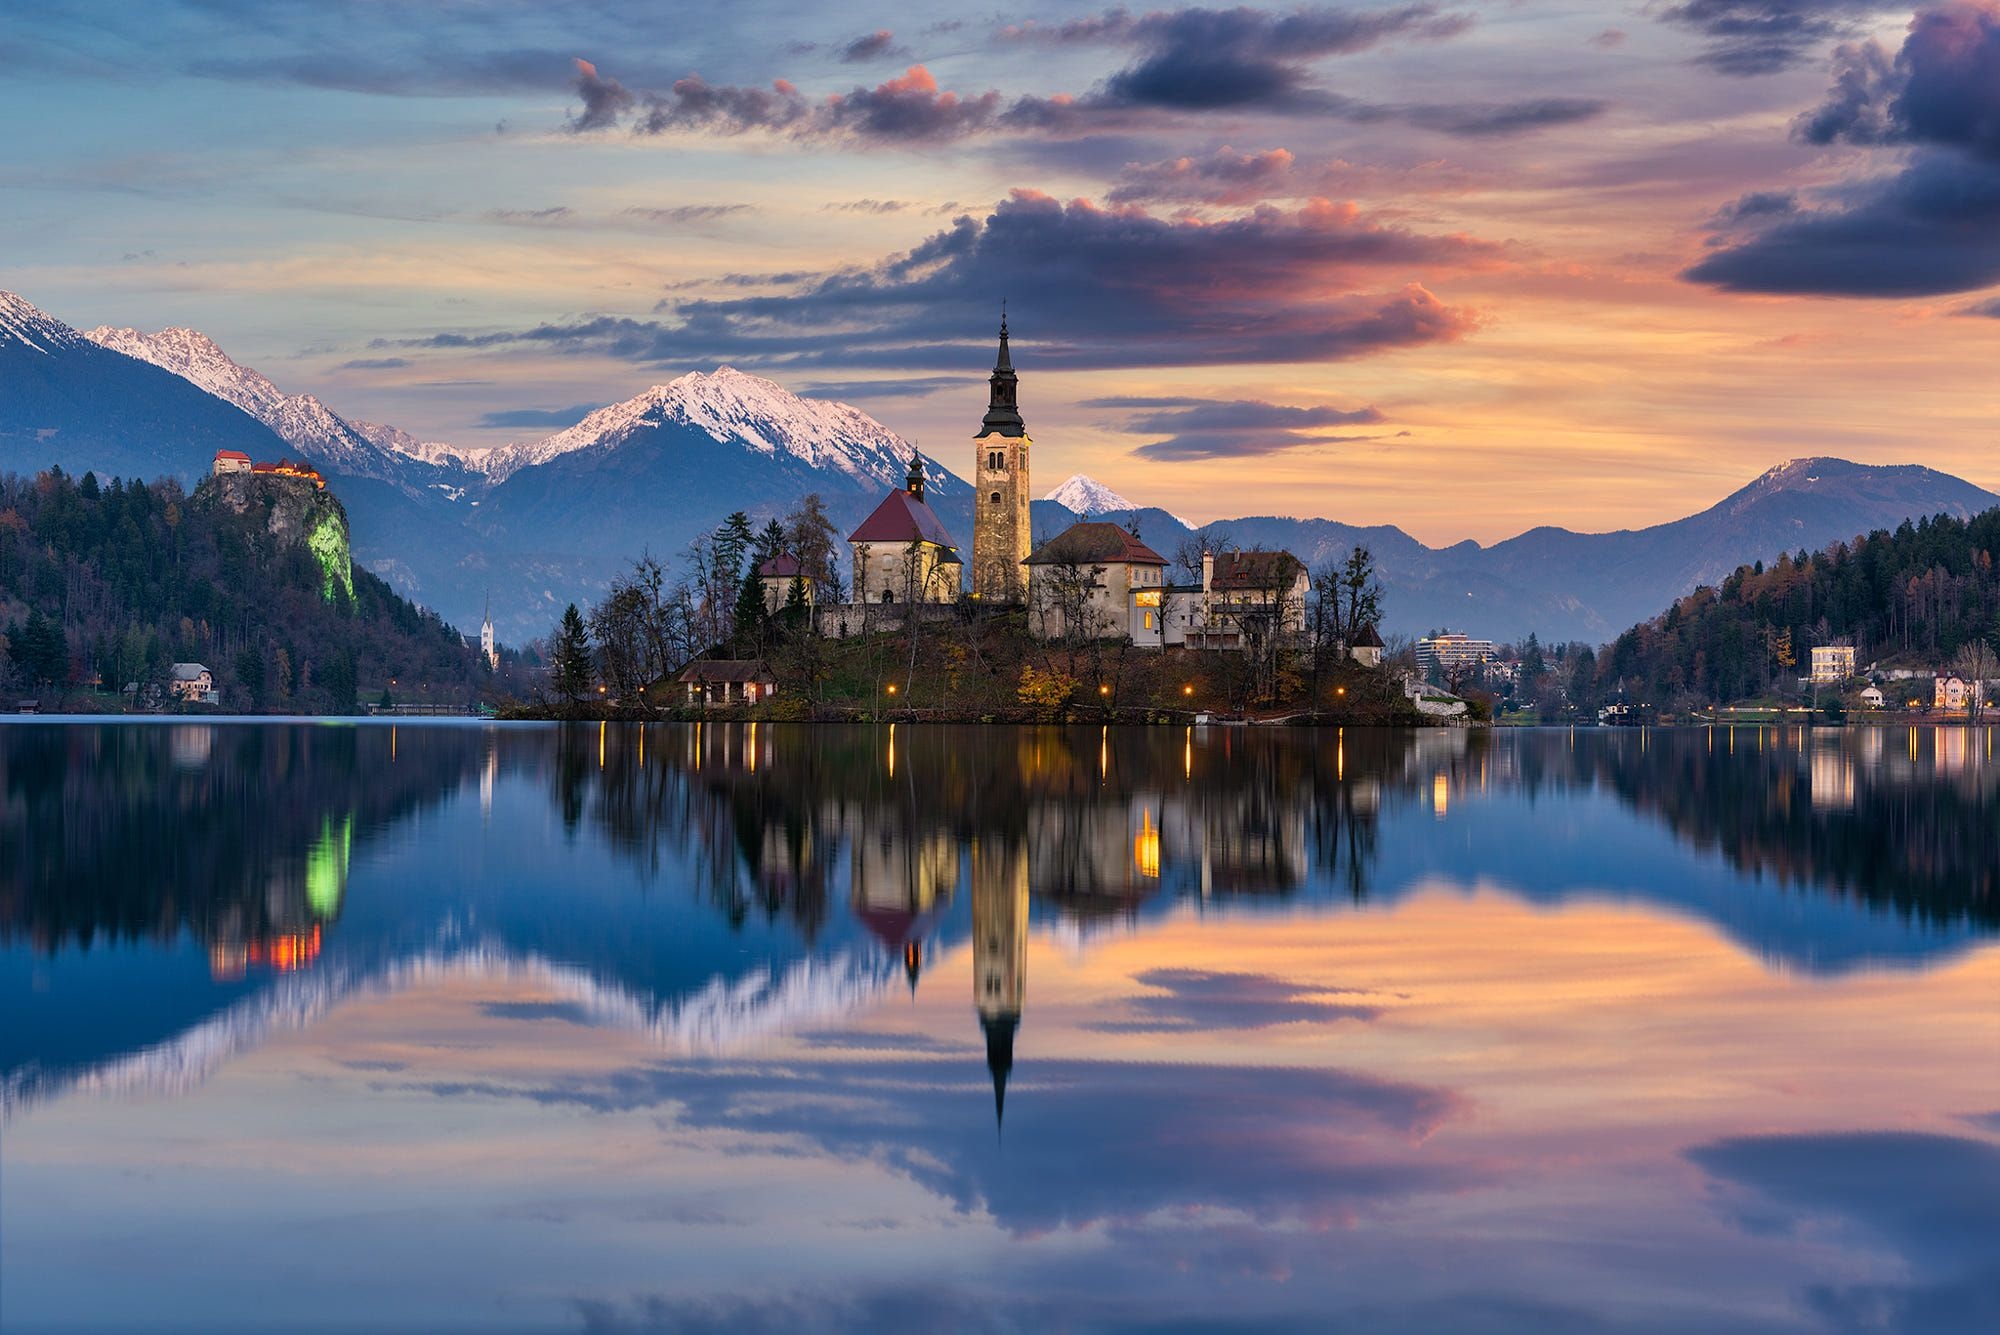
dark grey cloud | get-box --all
[386,191,1490,372]
[338,356,409,370]
[475,404,601,429]
[1091,394,1389,460]
[1689,4,2000,297]
[838,29,908,64]
[1005,4,1472,113]
[1658,1,1891,77]
[566,8,1596,146]
[1797,3,2000,158]
[1688,1130,2000,1334]
[571,58,635,131]
[1083,968,1383,1032]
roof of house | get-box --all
[1024,521,1167,567]
[213,449,251,462]
[757,553,804,579]
[1352,624,1384,648]
[1212,550,1306,590]
[169,662,212,681]
[675,658,777,684]
[848,487,962,560]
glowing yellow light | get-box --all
[598,720,605,769]
[1134,809,1161,879]
[1183,684,1194,697]
[1432,772,1449,820]
[1099,684,1110,696]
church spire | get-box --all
[906,450,926,500]
[978,306,1024,438]
[983,1010,1018,1131]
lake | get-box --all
[3,720,1997,1334]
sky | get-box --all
[4,0,2000,543]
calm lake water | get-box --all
[3,720,1997,1334]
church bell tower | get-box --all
[972,310,1031,603]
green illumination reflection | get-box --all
[306,814,352,920]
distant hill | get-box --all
[7,289,1998,647]
[1588,505,2000,705]
[0,468,480,710]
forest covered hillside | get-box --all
[1587,508,2000,707]
[0,467,482,710]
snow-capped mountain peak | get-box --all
[86,324,287,416]
[0,291,88,355]
[1046,473,1137,516]
[83,322,424,485]
[483,366,926,489]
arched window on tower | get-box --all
[990,491,1001,504]
[988,450,1004,471]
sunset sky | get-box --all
[5,1,2000,542]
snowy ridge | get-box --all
[83,323,401,477]
[0,291,88,355]
[3,939,896,1120]
[1045,473,1137,516]
[354,419,494,472]
[481,367,923,487]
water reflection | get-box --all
[4,721,2000,1332]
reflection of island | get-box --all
[0,725,471,963]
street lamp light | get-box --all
[1183,684,1194,697]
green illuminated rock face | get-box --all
[308,511,354,602]
[197,471,355,603]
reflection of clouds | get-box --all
[1688,1130,2000,1334]
[396,1056,1481,1236]
[1083,967,1383,1032]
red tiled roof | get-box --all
[1212,550,1305,590]
[758,553,804,579]
[1024,521,1168,567]
[848,488,961,558]
[214,449,251,462]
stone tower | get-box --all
[972,312,1030,603]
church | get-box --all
[819,313,1031,635]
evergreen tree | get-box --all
[551,603,594,708]
[235,645,267,708]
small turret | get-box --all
[906,452,926,501]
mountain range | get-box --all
[3,289,1995,645]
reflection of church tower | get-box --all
[971,833,1028,1126]
[972,311,1031,603]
